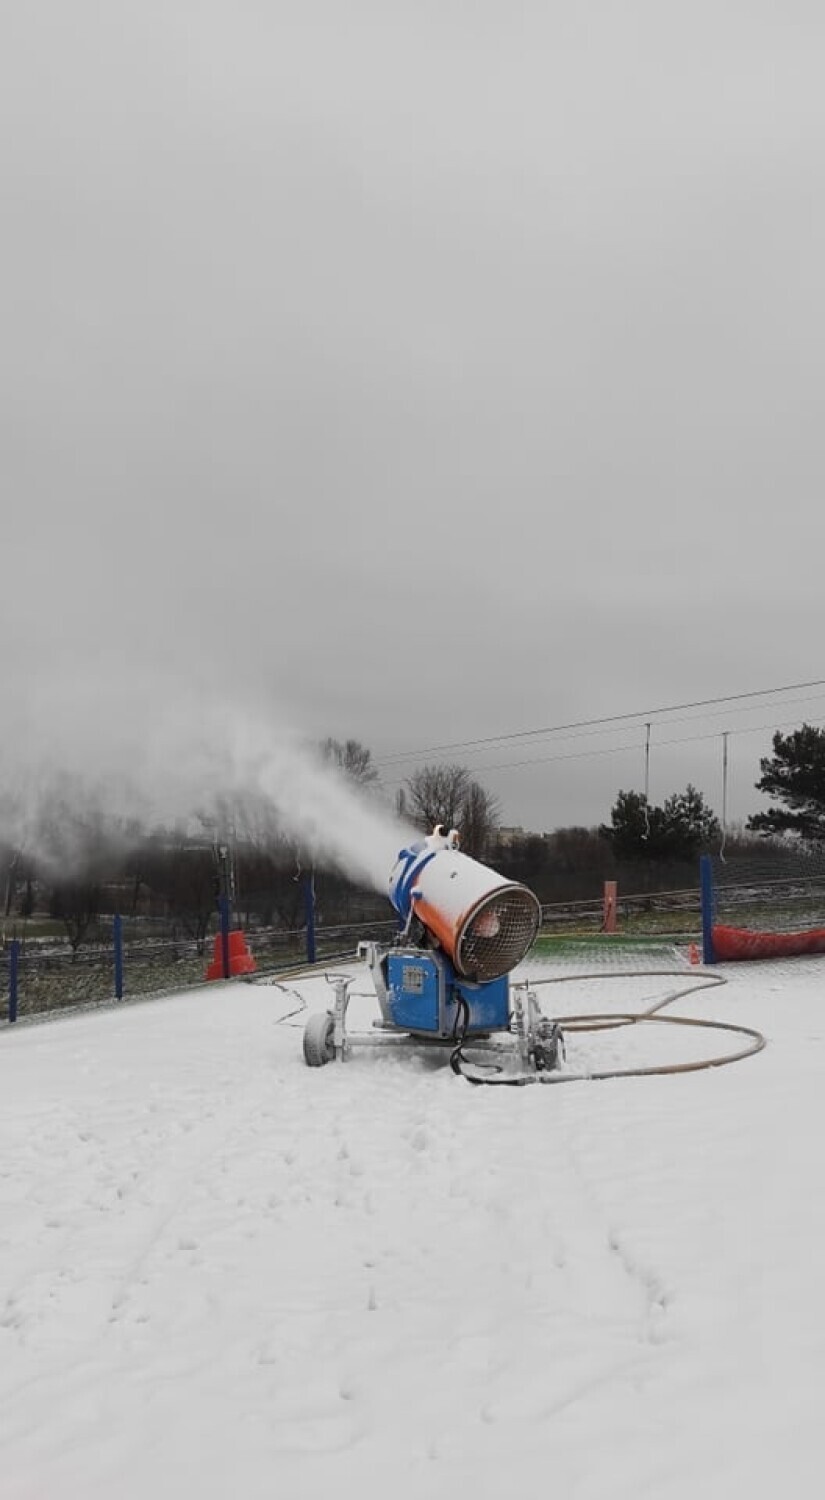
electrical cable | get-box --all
[381,712,825,784]
[448,995,471,1074]
[376,676,825,766]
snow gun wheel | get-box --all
[303,1011,335,1067]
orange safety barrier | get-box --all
[712,924,825,962]
[205,929,257,980]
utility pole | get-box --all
[213,842,234,980]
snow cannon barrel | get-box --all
[389,826,542,982]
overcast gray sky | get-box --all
[4,1,825,837]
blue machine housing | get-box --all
[384,948,510,1039]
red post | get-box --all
[602,881,618,934]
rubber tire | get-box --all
[303,1010,335,1067]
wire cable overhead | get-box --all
[376,676,825,766]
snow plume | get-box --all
[228,732,418,894]
[0,674,417,894]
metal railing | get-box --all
[7,863,825,1023]
[1,912,399,1024]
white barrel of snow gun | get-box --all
[388,825,541,982]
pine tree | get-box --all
[603,785,719,861]
[748,724,825,841]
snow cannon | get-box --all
[387,825,541,982]
[303,826,563,1084]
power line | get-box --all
[375,676,825,766]
[452,695,825,772]
[380,713,825,787]
[396,690,825,771]
[481,713,825,775]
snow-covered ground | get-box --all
[1,951,824,1499]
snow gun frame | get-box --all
[302,826,564,1083]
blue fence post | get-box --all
[700,854,716,964]
[219,895,231,980]
[113,913,124,1000]
[305,874,316,964]
[9,939,20,1023]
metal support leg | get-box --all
[331,976,354,1060]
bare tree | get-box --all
[3,846,22,919]
[0,790,29,920]
[459,779,501,860]
[404,765,500,857]
[33,776,127,953]
[141,843,217,950]
[271,847,309,934]
[405,764,471,834]
[320,737,380,789]
[49,877,103,955]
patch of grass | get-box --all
[533,932,691,958]
[1,918,68,942]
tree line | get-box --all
[2,725,824,949]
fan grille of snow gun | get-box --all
[455,887,542,981]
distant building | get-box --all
[495,826,526,847]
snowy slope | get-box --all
[1,955,824,1499]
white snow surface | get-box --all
[1,953,824,1499]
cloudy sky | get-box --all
[4,1,825,836]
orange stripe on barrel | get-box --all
[410,897,458,961]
